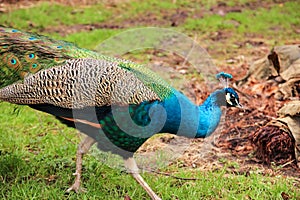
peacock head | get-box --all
[224,87,241,108]
[216,72,242,108]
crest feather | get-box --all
[216,72,232,88]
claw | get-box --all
[66,169,86,193]
[66,182,86,193]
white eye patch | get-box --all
[226,93,233,105]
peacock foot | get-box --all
[66,185,87,193]
[66,182,87,193]
[66,172,86,193]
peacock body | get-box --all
[0,26,241,200]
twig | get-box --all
[234,126,242,138]
[142,168,199,181]
[281,160,296,168]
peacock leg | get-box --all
[66,136,96,193]
[124,157,162,200]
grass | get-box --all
[1,0,300,199]
[1,2,111,30]
[0,101,298,199]
[59,29,122,50]
[184,2,300,37]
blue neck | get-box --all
[159,89,225,138]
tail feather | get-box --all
[0,26,173,100]
[0,26,103,88]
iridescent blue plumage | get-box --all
[96,86,238,156]
[133,88,229,139]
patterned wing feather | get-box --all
[0,26,173,101]
[0,59,163,108]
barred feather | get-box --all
[0,26,172,100]
[0,58,162,108]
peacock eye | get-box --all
[10,58,17,65]
[28,37,36,41]
[32,63,38,68]
[28,53,35,59]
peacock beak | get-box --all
[233,97,243,109]
[236,102,245,111]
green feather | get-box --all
[0,26,172,99]
[118,62,172,99]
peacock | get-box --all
[0,26,242,200]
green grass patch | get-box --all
[52,29,122,50]
[128,0,178,14]
[184,2,300,37]
[0,2,111,30]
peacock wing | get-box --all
[0,58,166,109]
